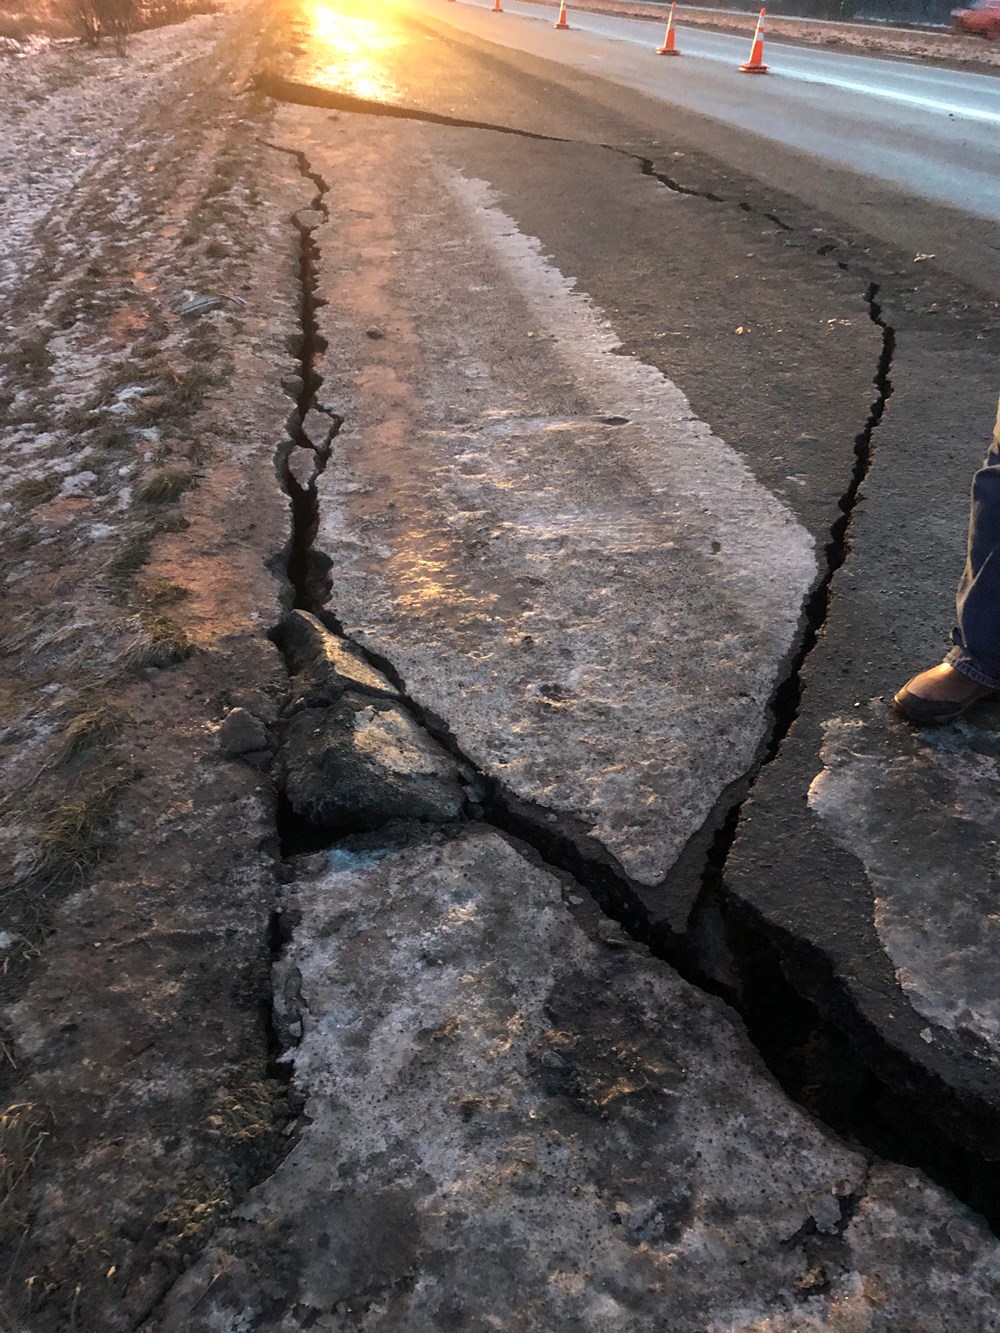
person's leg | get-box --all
[894,397,1000,724]
[945,397,1000,689]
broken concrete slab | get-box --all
[281,608,399,708]
[280,693,468,831]
[286,443,318,490]
[276,105,877,910]
[151,827,1000,1331]
[724,330,1000,1162]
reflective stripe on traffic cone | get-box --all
[656,3,680,55]
[554,0,569,28]
[740,7,769,72]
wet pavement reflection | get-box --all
[296,0,404,101]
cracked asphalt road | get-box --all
[272,0,1000,1155]
[5,0,1000,1326]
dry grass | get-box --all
[0,1103,53,1244]
[135,466,194,505]
[81,419,134,454]
[183,434,212,465]
[130,364,217,428]
[59,703,122,761]
[13,334,52,381]
[104,528,155,591]
[10,474,61,509]
[121,610,191,669]
[138,576,190,605]
[5,526,37,555]
[103,513,189,594]
[28,768,133,887]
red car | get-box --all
[953,1,1000,37]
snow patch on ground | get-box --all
[0,11,226,311]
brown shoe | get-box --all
[892,662,997,725]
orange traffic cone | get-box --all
[554,0,569,28]
[740,7,769,73]
[492,0,502,12]
[656,3,680,55]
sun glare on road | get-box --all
[302,1,403,101]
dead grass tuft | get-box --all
[10,474,61,509]
[121,611,191,669]
[207,1081,279,1148]
[103,514,189,594]
[0,1103,54,1244]
[6,526,37,555]
[104,529,154,591]
[138,576,190,606]
[60,703,122,761]
[135,467,194,504]
[170,364,216,413]
[83,419,134,453]
[28,768,134,887]
[152,1168,237,1262]
[14,334,52,381]
[183,434,212,465]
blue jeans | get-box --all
[947,397,1000,690]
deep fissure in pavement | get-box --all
[264,126,1000,1233]
[675,280,896,936]
[255,72,574,144]
[263,137,342,610]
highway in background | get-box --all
[439,0,1000,218]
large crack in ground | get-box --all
[262,116,1000,1235]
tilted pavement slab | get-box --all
[152,826,1000,1330]
[283,102,878,923]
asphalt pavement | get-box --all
[6,1,1000,1324]
[293,0,1000,300]
[438,0,1000,213]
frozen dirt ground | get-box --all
[0,3,317,1325]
